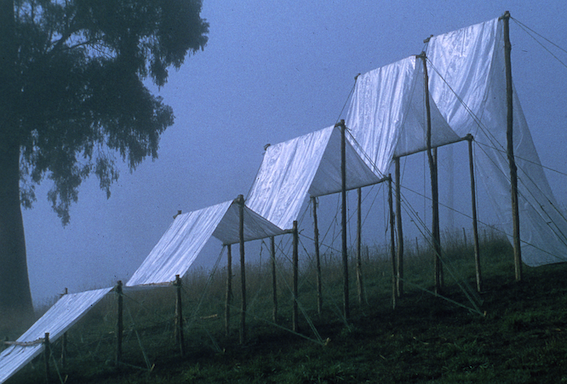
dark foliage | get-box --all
[0,0,208,315]
[6,0,208,223]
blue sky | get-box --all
[23,1,567,305]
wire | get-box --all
[511,17,567,70]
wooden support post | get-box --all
[115,281,123,369]
[502,11,522,281]
[356,188,364,305]
[311,197,323,314]
[174,275,185,356]
[292,220,299,332]
[44,332,51,384]
[395,157,404,297]
[225,244,232,336]
[338,119,350,321]
[388,175,397,309]
[467,135,483,292]
[419,52,442,294]
[237,195,246,344]
[270,237,278,323]
[61,288,68,369]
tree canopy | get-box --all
[0,0,209,318]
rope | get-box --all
[397,188,483,311]
[123,303,152,370]
[424,55,567,259]
[511,17,567,70]
[473,141,567,250]
[48,347,66,384]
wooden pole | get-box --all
[292,220,299,332]
[467,135,483,292]
[270,237,278,323]
[419,52,442,294]
[338,119,350,321]
[61,288,68,369]
[237,195,246,344]
[225,244,232,336]
[395,157,404,297]
[115,280,123,369]
[174,275,185,356]
[311,197,323,314]
[388,175,397,310]
[501,11,522,281]
[356,188,364,305]
[44,332,51,384]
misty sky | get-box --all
[22,1,567,306]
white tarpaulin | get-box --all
[212,201,284,245]
[427,17,567,266]
[0,287,111,384]
[127,200,284,287]
[246,125,383,231]
[127,201,230,287]
[346,55,460,176]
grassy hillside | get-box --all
[5,233,567,383]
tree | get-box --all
[0,0,209,320]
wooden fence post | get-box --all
[356,188,364,305]
[61,288,68,369]
[115,281,123,369]
[467,135,482,292]
[237,195,246,344]
[419,52,442,294]
[395,157,404,297]
[311,197,323,314]
[270,237,278,323]
[338,119,350,321]
[501,11,522,281]
[44,332,51,384]
[225,244,232,336]
[292,220,299,332]
[174,275,185,356]
[388,175,397,309]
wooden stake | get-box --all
[44,332,51,384]
[388,175,397,310]
[467,135,482,292]
[338,119,350,321]
[61,288,68,369]
[115,281,123,369]
[174,275,185,356]
[270,237,278,322]
[502,11,522,281]
[237,195,246,344]
[419,52,442,294]
[311,197,323,314]
[356,188,364,305]
[395,157,404,297]
[225,244,232,336]
[292,221,299,332]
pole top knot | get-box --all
[423,34,434,44]
[499,11,511,20]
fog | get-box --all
[22,1,567,306]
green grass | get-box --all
[5,232,567,383]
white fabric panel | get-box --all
[246,127,334,230]
[427,18,567,266]
[346,56,459,175]
[246,125,383,230]
[127,201,232,286]
[212,203,284,245]
[309,126,383,197]
[0,288,111,384]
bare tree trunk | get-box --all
[0,145,34,320]
[0,0,34,321]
